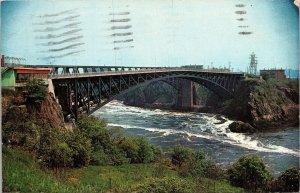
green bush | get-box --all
[118,136,162,164]
[67,132,93,167]
[260,72,270,81]
[48,142,74,167]
[24,79,47,104]
[169,146,209,177]
[227,155,272,192]
[37,127,68,168]
[204,161,226,180]
[135,177,195,193]
[169,145,194,167]
[276,167,300,192]
[76,115,107,139]
[90,149,111,165]
[108,146,129,165]
[180,151,208,177]
[2,106,42,147]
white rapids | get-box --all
[94,100,300,157]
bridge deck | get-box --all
[50,68,245,79]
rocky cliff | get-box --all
[224,79,299,130]
[117,81,176,108]
[2,89,64,128]
[118,80,221,110]
[26,92,65,128]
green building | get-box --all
[1,67,17,87]
[1,67,51,88]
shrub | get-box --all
[76,115,113,152]
[276,167,300,192]
[37,127,69,168]
[169,146,209,177]
[260,72,270,81]
[49,142,74,167]
[90,149,111,165]
[169,145,194,167]
[117,136,162,164]
[180,151,208,177]
[227,155,272,192]
[24,80,47,104]
[2,106,42,147]
[76,115,107,139]
[204,161,226,180]
[108,145,129,165]
[135,177,195,193]
[67,132,93,167]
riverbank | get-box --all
[120,78,299,132]
[3,146,243,193]
[223,78,299,131]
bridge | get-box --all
[48,66,245,120]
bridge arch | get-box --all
[51,70,243,119]
[86,75,233,115]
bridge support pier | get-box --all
[176,79,194,109]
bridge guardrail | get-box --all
[49,68,245,79]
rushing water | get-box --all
[93,100,299,175]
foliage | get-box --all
[227,155,272,192]
[276,167,300,192]
[260,72,270,81]
[2,146,72,193]
[204,161,227,180]
[67,132,93,167]
[169,145,209,177]
[1,87,17,96]
[135,177,195,193]
[3,145,243,193]
[24,79,47,104]
[76,115,162,165]
[76,115,107,139]
[2,106,42,147]
[169,145,195,167]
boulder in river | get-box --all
[229,121,257,133]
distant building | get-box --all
[181,65,204,70]
[1,66,51,88]
[260,69,286,80]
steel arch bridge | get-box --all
[50,68,245,120]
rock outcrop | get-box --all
[118,81,176,108]
[223,79,299,130]
[2,89,65,128]
[26,92,65,128]
[228,121,257,133]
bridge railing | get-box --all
[49,67,245,79]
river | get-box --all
[93,100,299,176]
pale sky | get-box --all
[1,0,299,71]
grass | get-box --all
[3,146,244,193]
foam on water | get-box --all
[99,100,300,157]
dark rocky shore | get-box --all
[119,79,299,133]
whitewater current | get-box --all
[93,100,299,174]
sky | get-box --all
[1,0,299,71]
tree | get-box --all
[276,167,300,192]
[169,145,194,167]
[228,155,272,192]
[24,80,47,104]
